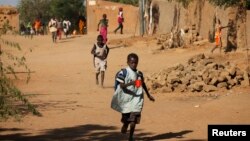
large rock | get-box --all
[174,64,185,71]
[176,84,187,92]
[228,66,236,76]
[217,82,228,88]
[180,77,190,86]
[227,79,236,86]
[209,77,218,85]
[167,72,181,84]
[151,82,163,90]
[188,53,205,64]
[203,85,217,92]
[200,59,213,66]
[189,81,205,92]
[159,86,173,93]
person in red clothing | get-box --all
[97,14,109,44]
[114,7,124,34]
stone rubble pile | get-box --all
[145,54,250,93]
[157,24,206,49]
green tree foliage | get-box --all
[18,0,85,29]
[0,37,40,120]
[18,0,51,24]
[49,0,85,30]
[50,0,85,18]
[208,0,248,8]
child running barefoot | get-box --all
[111,53,155,141]
[91,35,109,87]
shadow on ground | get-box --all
[139,130,206,141]
[0,124,204,141]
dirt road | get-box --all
[1,33,249,141]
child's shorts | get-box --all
[94,57,107,72]
[121,112,141,124]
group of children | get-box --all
[92,10,233,140]
[97,7,124,44]
[91,34,155,141]
[48,17,71,43]
[20,18,45,36]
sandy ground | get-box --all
[0,33,250,141]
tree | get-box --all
[18,0,86,33]
[0,36,40,120]
[18,0,51,25]
[208,0,248,8]
[49,0,86,32]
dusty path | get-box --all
[0,33,250,141]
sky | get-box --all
[0,0,20,6]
